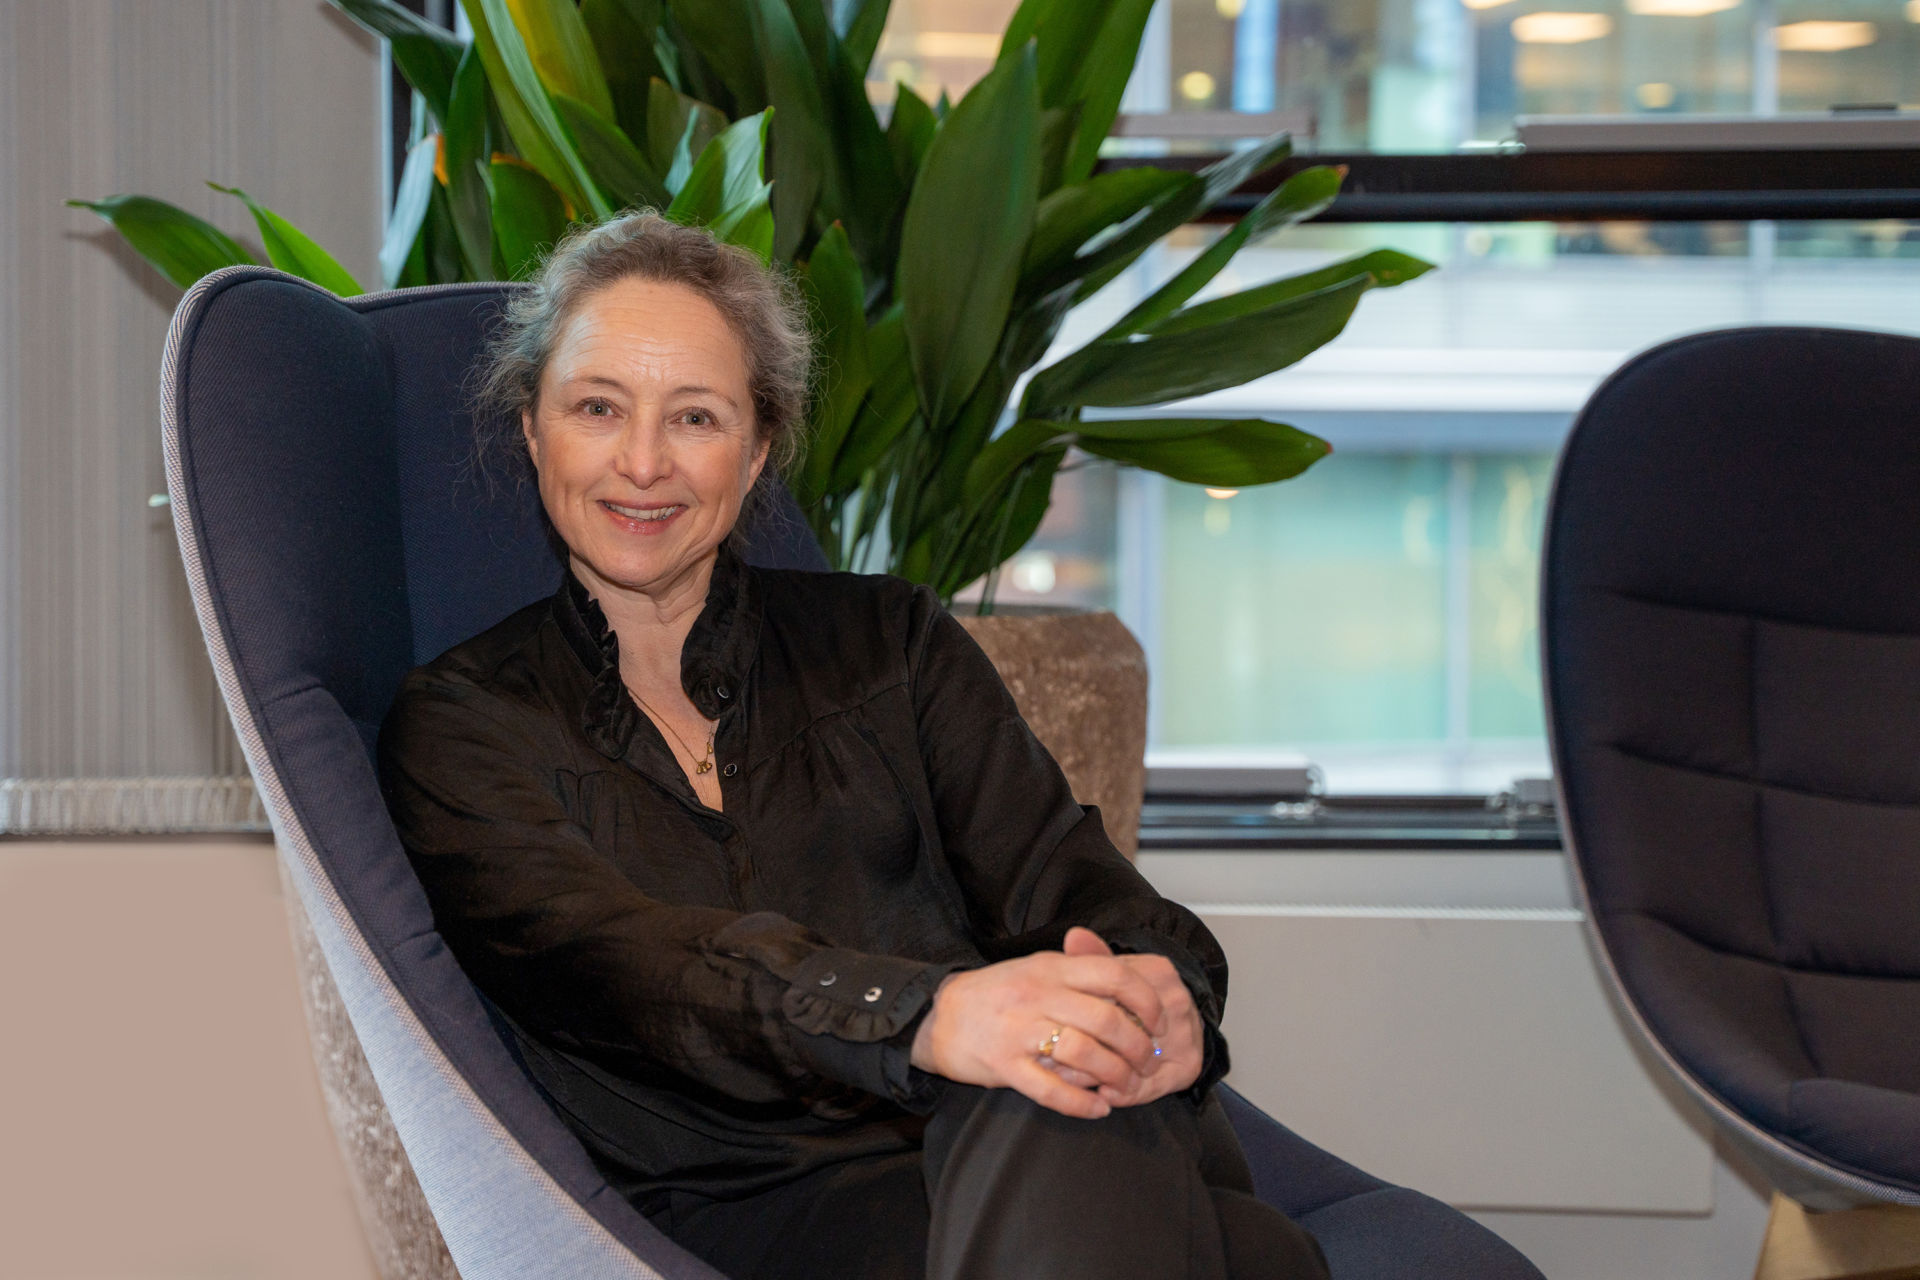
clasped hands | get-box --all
[908,926,1204,1120]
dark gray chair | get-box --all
[163,265,1542,1278]
[1542,325,1920,1210]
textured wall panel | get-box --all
[0,0,382,779]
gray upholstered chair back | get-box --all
[1543,325,1920,1209]
[163,267,822,1279]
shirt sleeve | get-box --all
[904,585,1233,1101]
[377,666,957,1116]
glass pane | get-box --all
[875,1,1920,151]
[1048,217,1919,791]
[1774,2,1920,111]
[1156,456,1450,747]
[1467,453,1553,741]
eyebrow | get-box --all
[555,375,740,410]
[671,384,741,409]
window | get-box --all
[925,1,1920,795]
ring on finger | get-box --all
[1037,1025,1063,1060]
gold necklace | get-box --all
[630,692,716,774]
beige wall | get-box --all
[0,0,384,779]
[0,836,379,1280]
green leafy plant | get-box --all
[73,0,1432,608]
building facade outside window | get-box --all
[903,0,1920,793]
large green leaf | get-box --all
[1022,165,1186,284]
[751,0,839,260]
[897,44,1040,429]
[963,414,1329,510]
[1049,132,1294,300]
[581,0,662,139]
[330,0,465,127]
[666,110,771,226]
[937,442,1066,600]
[884,83,938,188]
[445,42,497,279]
[1100,164,1344,339]
[208,184,363,295]
[708,184,777,260]
[66,195,256,289]
[1043,0,1155,183]
[505,0,614,120]
[489,158,572,279]
[664,0,766,111]
[1025,274,1370,411]
[551,92,671,210]
[780,0,900,273]
[462,0,610,219]
[1151,248,1434,336]
[832,0,890,75]
[645,79,726,191]
[379,134,440,286]
[796,222,872,502]
[828,307,916,490]
[1074,416,1331,485]
[418,177,467,285]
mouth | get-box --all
[601,500,685,523]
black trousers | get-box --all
[651,1085,1331,1280]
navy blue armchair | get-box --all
[1543,325,1920,1211]
[163,266,1541,1278]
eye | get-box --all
[584,398,612,417]
[683,409,712,426]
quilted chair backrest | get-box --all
[1542,324,1920,1205]
[163,267,822,1279]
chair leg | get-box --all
[1753,1192,1920,1280]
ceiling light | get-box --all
[1179,71,1218,101]
[1773,20,1877,51]
[1626,0,1739,14]
[1636,81,1677,108]
[1205,488,1240,500]
[1512,11,1614,42]
[1216,0,1246,18]
[1462,0,1518,9]
[1908,0,1920,23]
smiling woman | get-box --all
[375,211,1331,1280]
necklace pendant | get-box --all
[696,760,713,774]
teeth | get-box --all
[607,502,681,521]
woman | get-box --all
[378,212,1328,1280]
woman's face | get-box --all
[523,277,769,603]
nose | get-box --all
[612,416,673,489]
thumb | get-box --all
[1063,926,1113,957]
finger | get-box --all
[1050,1064,1101,1089]
[1056,960,1166,1048]
[1049,1024,1143,1093]
[1062,925,1113,957]
[1051,991,1157,1074]
[1009,1057,1111,1120]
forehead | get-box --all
[545,277,749,386]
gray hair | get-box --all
[472,210,815,553]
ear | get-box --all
[747,431,771,488]
[520,407,540,470]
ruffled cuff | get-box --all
[779,950,957,1108]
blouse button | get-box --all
[864,987,883,1003]
[819,972,837,987]
[716,685,731,699]
[723,763,738,777]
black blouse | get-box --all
[376,539,1232,1210]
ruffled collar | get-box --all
[552,541,761,760]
